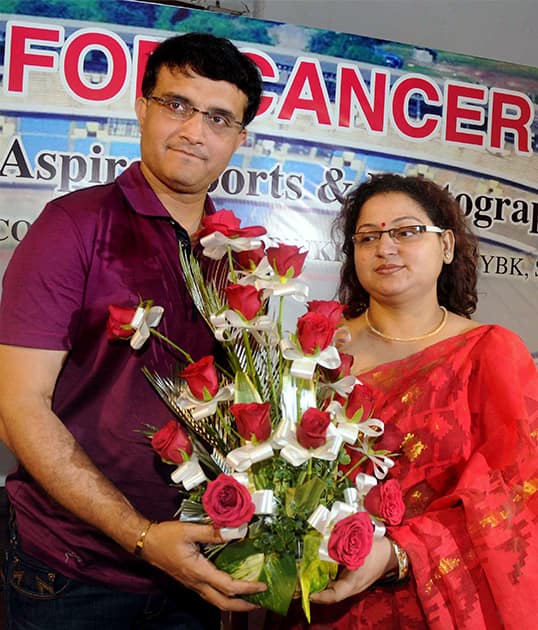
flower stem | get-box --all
[227,246,237,283]
[150,329,194,363]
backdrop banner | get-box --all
[1,1,538,359]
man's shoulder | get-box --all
[49,179,122,215]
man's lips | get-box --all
[168,145,206,160]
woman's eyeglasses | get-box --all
[352,224,444,246]
[147,95,244,135]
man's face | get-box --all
[135,66,248,198]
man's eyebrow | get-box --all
[158,92,236,117]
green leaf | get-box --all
[249,551,297,615]
[299,531,338,622]
[294,477,327,513]
[234,371,262,404]
[215,540,264,580]
[216,541,297,616]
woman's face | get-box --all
[353,192,454,305]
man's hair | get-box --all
[141,32,262,126]
[334,173,479,319]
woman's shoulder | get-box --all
[465,322,532,355]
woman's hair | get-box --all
[141,32,262,126]
[334,173,479,319]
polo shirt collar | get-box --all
[117,161,216,218]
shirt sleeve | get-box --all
[0,199,91,350]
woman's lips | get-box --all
[375,264,404,274]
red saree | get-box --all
[287,325,538,629]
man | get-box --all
[0,33,265,629]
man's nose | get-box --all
[178,110,206,139]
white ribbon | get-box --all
[129,305,164,350]
[251,489,275,515]
[225,441,274,472]
[336,420,360,445]
[256,278,309,302]
[200,232,263,260]
[272,417,343,467]
[320,375,359,398]
[372,518,386,539]
[280,340,341,380]
[343,473,378,510]
[235,257,273,287]
[175,384,234,420]
[220,523,249,541]
[349,438,395,479]
[326,401,383,444]
[235,257,309,302]
[210,311,278,345]
[170,455,207,490]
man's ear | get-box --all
[235,128,248,151]
[135,97,147,127]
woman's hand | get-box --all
[311,536,396,604]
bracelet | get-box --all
[390,539,409,581]
[380,539,409,584]
[133,520,157,558]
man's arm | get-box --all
[0,344,264,610]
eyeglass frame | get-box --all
[352,224,445,246]
[146,95,245,132]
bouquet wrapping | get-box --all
[107,209,402,619]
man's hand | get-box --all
[310,536,395,604]
[0,344,265,611]
[142,521,266,611]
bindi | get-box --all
[380,222,386,228]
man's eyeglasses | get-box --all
[147,95,244,135]
[352,224,444,246]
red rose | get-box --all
[266,244,307,278]
[151,420,193,464]
[344,383,375,421]
[328,511,374,570]
[179,356,219,400]
[296,312,335,355]
[364,479,405,525]
[106,305,136,340]
[326,352,354,381]
[296,408,331,449]
[225,284,263,321]
[230,402,272,442]
[198,209,266,238]
[236,244,265,270]
[202,474,255,528]
[378,423,404,453]
[307,300,345,328]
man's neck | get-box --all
[140,164,206,235]
[166,197,205,235]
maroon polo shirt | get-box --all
[0,162,216,591]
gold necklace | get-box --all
[365,306,448,342]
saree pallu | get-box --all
[286,325,538,629]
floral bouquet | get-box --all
[107,210,403,620]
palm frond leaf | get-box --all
[142,368,235,471]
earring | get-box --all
[445,252,451,259]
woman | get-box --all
[289,174,538,629]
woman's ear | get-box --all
[441,229,455,263]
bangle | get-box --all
[390,539,409,581]
[133,520,157,558]
[380,539,409,584]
